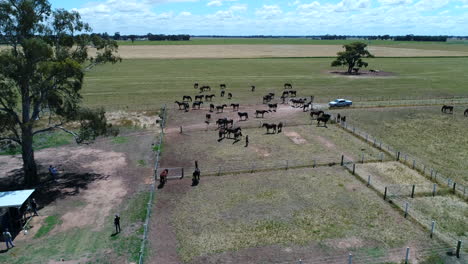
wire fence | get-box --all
[138,104,167,264]
[338,121,468,200]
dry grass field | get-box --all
[89,45,468,59]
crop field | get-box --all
[93,44,468,59]
[338,106,468,186]
[82,57,468,110]
[149,167,446,263]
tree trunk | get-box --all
[21,127,38,186]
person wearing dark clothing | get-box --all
[3,229,14,249]
[245,135,249,147]
[48,165,58,180]
[192,168,200,186]
[114,215,121,234]
[158,169,168,189]
[31,198,38,216]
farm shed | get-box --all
[0,189,35,240]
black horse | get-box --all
[289,90,297,97]
[192,101,203,109]
[226,127,242,138]
[310,110,324,119]
[281,91,289,98]
[441,105,454,114]
[210,104,215,112]
[216,104,228,113]
[194,83,199,89]
[268,103,278,112]
[255,110,269,118]
[317,114,331,127]
[182,95,192,102]
[277,122,283,133]
[284,83,293,89]
[231,103,240,111]
[290,98,306,108]
[216,118,233,129]
[341,116,346,123]
[233,131,243,142]
[175,101,189,110]
[465,109,468,117]
[303,102,312,112]
[227,93,233,100]
[221,90,225,97]
[205,94,215,101]
[199,86,211,93]
[263,95,273,104]
[195,95,204,101]
[251,86,256,92]
[262,123,277,134]
[238,112,249,121]
[337,113,341,123]
[220,84,226,89]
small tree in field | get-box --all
[0,0,121,186]
[331,42,374,74]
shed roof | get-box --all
[0,189,35,208]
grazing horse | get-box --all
[255,110,269,118]
[310,110,324,119]
[206,114,211,120]
[268,103,278,112]
[289,90,297,97]
[218,128,227,141]
[226,127,242,138]
[280,95,287,104]
[337,113,341,123]
[290,98,306,108]
[284,83,293,89]
[268,93,275,99]
[303,102,312,112]
[216,104,228,113]
[205,94,215,101]
[341,116,346,123]
[263,95,273,104]
[175,101,189,110]
[220,84,226,89]
[210,104,215,112]
[195,95,204,101]
[277,122,283,133]
[182,95,192,102]
[194,83,199,89]
[227,93,233,100]
[221,90,225,97]
[441,105,454,114]
[238,112,249,121]
[465,109,468,117]
[317,114,331,127]
[251,86,256,92]
[231,103,240,111]
[233,131,243,142]
[192,101,203,109]
[199,86,211,93]
[281,91,289,98]
[262,123,277,134]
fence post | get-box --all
[423,165,426,175]
[397,152,400,161]
[352,164,355,175]
[313,160,316,168]
[412,160,416,169]
[430,220,435,238]
[433,184,437,197]
[180,126,183,134]
[373,138,376,147]
[341,155,344,166]
[384,187,387,200]
[404,202,409,218]
[348,253,353,264]
[411,185,415,198]
[367,175,371,187]
[405,247,410,264]
[361,153,364,164]
[456,240,462,258]
[453,182,457,194]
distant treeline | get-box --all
[111,32,190,41]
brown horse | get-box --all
[268,103,278,112]
[231,103,240,111]
[192,101,203,109]
[255,110,269,118]
[441,105,454,114]
[310,110,324,119]
[317,114,331,127]
[284,83,292,89]
[205,94,215,101]
[262,123,277,134]
[216,104,228,113]
[465,109,468,117]
[194,95,204,101]
[238,112,249,121]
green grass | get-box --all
[340,107,468,185]
[82,57,468,110]
[34,215,62,239]
[111,136,129,144]
[117,39,468,52]
[170,167,440,262]
[0,131,73,155]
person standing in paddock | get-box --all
[245,135,249,147]
[31,198,39,216]
[192,161,201,186]
[3,228,14,249]
[114,214,121,234]
[158,169,168,189]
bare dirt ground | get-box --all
[89,45,468,59]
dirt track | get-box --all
[89,45,468,59]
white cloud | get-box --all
[413,0,450,11]
[179,11,192,16]
[255,5,283,19]
[229,4,247,12]
[207,0,222,7]
[379,0,412,5]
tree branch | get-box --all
[32,122,63,136]
[57,126,88,145]
[0,137,21,144]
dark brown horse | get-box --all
[268,103,278,112]
[262,123,277,134]
[205,94,215,101]
[199,86,211,93]
[192,101,203,109]
[310,110,324,119]
[221,90,225,97]
[255,110,269,118]
[182,95,192,102]
[465,109,468,117]
[210,104,215,112]
[194,83,199,89]
[231,103,240,111]
[220,84,226,89]
[175,101,189,110]
[263,95,273,104]
[227,93,233,100]
[317,114,331,127]
[251,86,256,92]
[216,104,228,113]
[238,112,249,121]
[284,83,292,89]
[441,105,454,113]
[195,95,204,101]
[289,90,297,97]
[277,122,283,133]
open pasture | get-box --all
[338,106,468,186]
[160,106,390,173]
[151,167,444,263]
[94,44,468,59]
[82,57,468,110]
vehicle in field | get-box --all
[329,99,352,108]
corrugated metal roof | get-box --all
[0,189,35,208]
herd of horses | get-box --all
[441,105,468,116]
[175,82,339,143]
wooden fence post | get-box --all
[404,202,409,218]
[352,164,355,175]
[453,182,457,194]
[397,152,400,161]
[341,155,344,166]
[405,247,410,264]
[384,187,387,200]
[411,185,415,198]
[433,184,437,197]
[430,220,435,238]
[456,240,462,258]
[412,160,416,169]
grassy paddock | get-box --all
[170,167,440,262]
[82,57,468,110]
[339,107,468,186]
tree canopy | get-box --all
[0,0,121,186]
[331,42,374,74]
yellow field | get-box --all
[87,44,468,59]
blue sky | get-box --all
[49,0,468,35]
